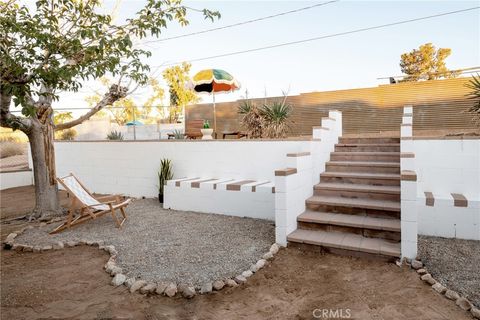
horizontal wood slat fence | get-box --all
[186,77,478,136]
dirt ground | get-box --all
[0,245,473,320]
[0,186,474,320]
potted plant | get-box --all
[158,158,173,203]
[201,120,214,140]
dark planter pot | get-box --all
[158,193,164,203]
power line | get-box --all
[377,66,480,80]
[151,6,479,68]
[141,0,339,44]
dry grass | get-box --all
[0,128,28,143]
[0,141,26,159]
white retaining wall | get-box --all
[415,138,480,240]
[54,139,311,198]
[0,170,33,190]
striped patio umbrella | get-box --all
[192,69,240,133]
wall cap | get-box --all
[286,152,311,157]
[401,170,417,181]
[275,168,297,176]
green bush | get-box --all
[107,130,124,140]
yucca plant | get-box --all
[158,158,173,203]
[466,74,480,126]
[106,130,124,140]
[238,100,264,138]
[172,129,184,139]
[261,97,292,138]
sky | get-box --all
[57,0,480,109]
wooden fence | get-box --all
[186,77,478,136]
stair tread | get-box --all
[327,161,400,167]
[314,182,400,194]
[306,195,400,211]
[321,172,401,179]
[332,152,400,155]
[298,210,401,231]
[336,143,400,147]
[287,229,400,257]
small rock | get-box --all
[225,279,238,287]
[129,280,147,293]
[42,245,52,251]
[416,268,427,275]
[250,264,259,273]
[395,260,402,267]
[79,239,88,245]
[105,261,115,273]
[86,240,94,246]
[105,245,117,255]
[445,290,460,301]
[411,260,423,270]
[13,244,24,252]
[112,274,126,286]
[263,252,274,260]
[94,240,104,247]
[164,283,177,297]
[200,282,212,294]
[156,282,169,295]
[66,241,77,247]
[181,286,196,299]
[234,275,247,284]
[256,259,266,269]
[124,278,136,289]
[212,280,225,291]
[420,274,436,285]
[242,270,253,278]
[5,233,17,243]
[110,266,122,276]
[33,246,41,253]
[471,307,480,319]
[39,222,47,227]
[140,283,156,294]
[53,241,64,250]
[269,243,280,255]
[432,283,446,294]
[22,245,33,252]
[456,297,472,311]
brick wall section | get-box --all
[186,77,477,136]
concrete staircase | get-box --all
[287,137,401,260]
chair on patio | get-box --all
[50,173,131,234]
[184,119,205,139]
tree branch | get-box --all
[55,84,127,131]
[0,91,33,133]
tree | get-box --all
[400,43,459,81]
[162,62,198,123]
[0,0,219,219]
[53,111,77,140]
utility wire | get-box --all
[141,0,339,44]
[151,6,479,67]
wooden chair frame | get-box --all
[50,173,130,234]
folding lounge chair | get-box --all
[50,173,131,234]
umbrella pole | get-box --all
[213,91,217,137]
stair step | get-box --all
[287,229,400,257]
[321,171,400,180]
[336,143,400,147]
[332,152,400,156]
[339,137,400,144]
[298,210,400,232]
[326,161,400,168]
[330,152,401,163]
[306,195,400,212]
[314,182,400,194]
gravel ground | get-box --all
[14,199,275,287]
[418,235,480,308]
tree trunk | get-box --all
[28,120,61,220]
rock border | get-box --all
[397,257,480,319]
[3,227,281,299]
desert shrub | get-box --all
[55,129,77,140]
[238,100,265,138]
[172,129,184,139]
[466,74,480,126]
[107,130,124,140]
[261,99,292,139]
[0,141,25,158]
